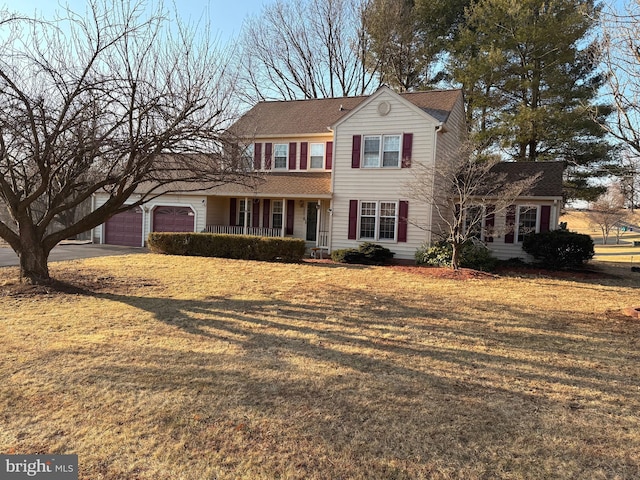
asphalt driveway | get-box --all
[0,243,146,267]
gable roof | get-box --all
[230,88,463,138]
[489,161,565,197]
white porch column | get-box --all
[243,196,249,235]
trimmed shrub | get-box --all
[522,229,594,269]
[331,242,395,265]
[415,240,498,271]
[331,248,363,264]
[147,233,306,262]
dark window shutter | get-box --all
[485,205,495,243]
[264,143,272,170]
[288,142,297,170]
[398,201,409,242]
[348,200,358,239]
[286,199,295,235]
[252,200,260,228]
[505,205,516,244]
[351,135,361,168]
[253,143,262,170]
[230,198,237,226]
[262,199,271,228]
[401,133,413,168]
[540,205,551,232]
[325,141,333,170]
[300,142,308,170]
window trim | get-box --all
[273,143,288,170]
[361,134,401,168]
[357,200,398,242]
[272,200,284,230]
[238,199,252,226]
[309,142,325,169]
[516,205,540,242]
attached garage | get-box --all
[104,206,143,246]
[153,206,195,232]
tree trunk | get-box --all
[17,225,52,284]
[451,242,462,270]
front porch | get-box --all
[202,196,331,250]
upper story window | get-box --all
[310,143,325,169]
[242,144,254,171]
[274,144,288,169]
[362,135,401,168]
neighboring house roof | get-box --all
[489,161,565,197]
[230,87,463,137]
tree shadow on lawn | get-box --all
[92,286,640,412]
[51,287,640,478]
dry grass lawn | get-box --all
[1,253,639,479]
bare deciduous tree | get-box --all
[587,183,629,245]
[408,143,540,269]
[239,0,377,101]
[0,0,249,284]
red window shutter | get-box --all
[485,205,495,243]
[398,201,409,242]
[262,199,271,228]
[348,200,358,239]
[300,142,308,170]
[505,205,516,244]
[229,198,237,226]
[286,199,295,235]
[540,205,551,232]
[288,142,297,170]
[264,142,272,170]
[253,143,262,170]
[351,135,361,168]
[326,141,333,170]
[252,199,260,228]
[401,133,413,168]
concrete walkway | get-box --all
[0,243,147,267]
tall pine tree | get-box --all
[451,0,613,201]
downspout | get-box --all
[428,123,445,247]
[327,126,336,254]
[90,193,96,244]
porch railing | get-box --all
[203,225,283,237]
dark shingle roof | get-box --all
[489,162,564,197]
[230,89,462,137]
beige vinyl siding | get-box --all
[93,193,206,244]
[254,135,333,171]
[330,90,442,259]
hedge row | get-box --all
[147,232,306,262]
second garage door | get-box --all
[153,206,195,232]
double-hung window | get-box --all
[362,135,400,168]
[517,206,538,242]
[272,200,283,230]
[359,201,397,241]
[242,144,254,171]
[274,144,288,169]
[310,143,324,169]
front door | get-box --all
[306,202,317,242]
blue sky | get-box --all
[1,0,265,42]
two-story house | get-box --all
[92,86,564,261]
